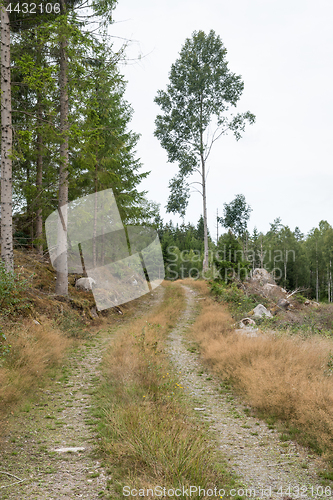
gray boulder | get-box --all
[253,304,272,318]
[252,268,276,285]
[75,277,96,291]
[277,298,290,310]
[239,317,256,328]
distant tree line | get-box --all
[157,196,333,302]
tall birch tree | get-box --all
[154,30,255,271]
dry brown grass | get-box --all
[187,279,333,457]
[0,317,70,425]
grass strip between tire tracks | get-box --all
[92,282,240,499]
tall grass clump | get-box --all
[95,283,237,498]
[188,280,333,460]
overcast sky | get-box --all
[109,0,333,240]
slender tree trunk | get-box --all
[36,96,43,255]
[216,208,219,244]
[327,267,331,302]
[35,33,44,256]
[201,153,208,271]
[1,4,14,271]
[260,236,264,268]
[284,249,287,286]
[199,95,209,273]
[93,163,98,269]
[315,242,319,302]
[26,162,34,246]
[329,259,333,302]
[328,265,330,303]
[78,243,87,277]
[55,8,69,295]
[101,216,105,266]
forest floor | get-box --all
[0,280,331,499]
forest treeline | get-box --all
[1,0,157,292]
[10,23,153,234]
[158,216,333,303]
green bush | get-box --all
[210,281,256,318]
[294,293,308,304]
[213,231,251,284]
[0,261,32,316]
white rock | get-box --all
[252,268,275,285]
[253,304,272,318]
[75,277,96,291]
[239,317,256,328]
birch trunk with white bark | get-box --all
[1,4,14,272]
[201,153,209,272]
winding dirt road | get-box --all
[0,283,329,499]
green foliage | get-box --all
[294,294,308,304]
[196,215,205,242]
[210,281,256,318]
[9,7,149,259]
[70,40,148,225]
[218,194,252,239]
[0,261,32,316]
[214,230,251,284]
[159,217,214,279]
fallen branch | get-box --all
[0,471,26,489]
[286,287,309,299]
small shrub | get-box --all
[294,293,308,304]
[0,261,32,316]
[210,281,256,318]
[324,352,333,376]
